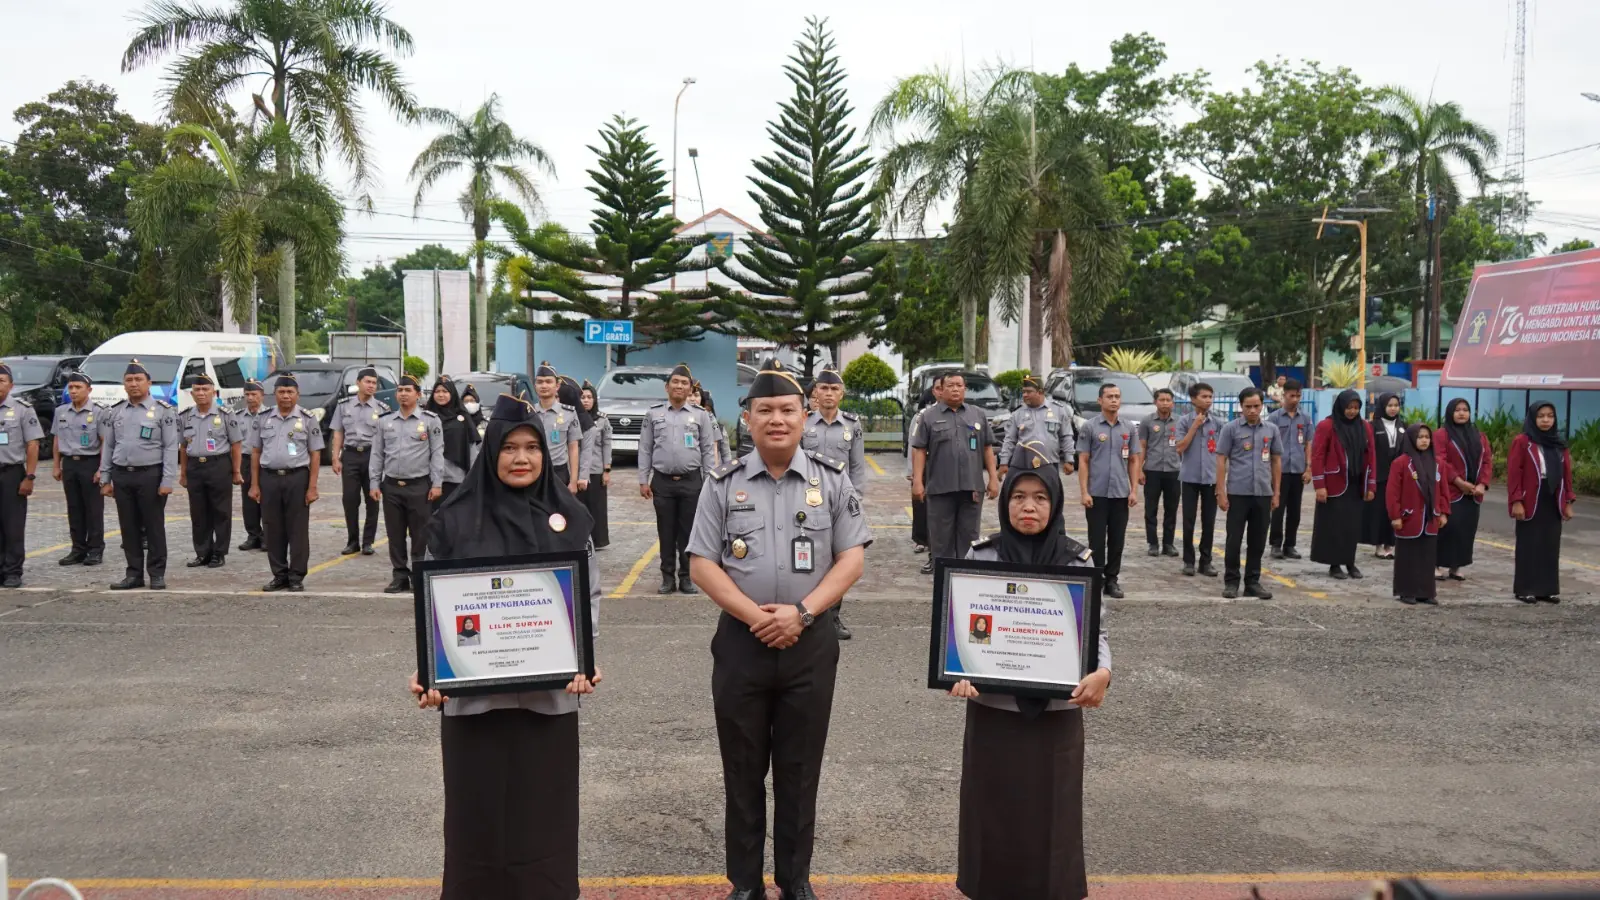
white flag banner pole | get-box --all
[402,270,438,382]
[437,269,472,378]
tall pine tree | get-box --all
[505,115,722,364]
[727,17,886,379]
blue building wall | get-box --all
[495,325,741,429]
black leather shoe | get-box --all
[1162,543,1179,557]
[780,885,820,900]
[1,575,20,588]
[913,543,927,554]
[1283,547,1302,560]
[58,551,86,566]
[207,555,225,568]
[1416,595,1438,605]
[361,543,376,556]
[1517,594,1538,604]
[1222,584,1239,599]
[384,574,410,594]
[149,576,166,590]
[1396,595,1418,605]
[834,615,852,640]
[1270,546,1284,559]
[1197,562,1218,578]
[341,541,361,555]
[920,559,934,574]
[1147,543,1160,557]
[1103,580,1124,599]
[1182,563,1196,576]
[678,577,699,595]
[262,578,289,592]
[286,580,305,592]
[238,536,262,551]
[1537,595,1560,604]
[83,552,103,566]
[658,577,676,594]
[1244,583,1272,600]
[186,557,209,567]
[1347,565,1364,579]
[724,890,761,900]
[110,576,145,590]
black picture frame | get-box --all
[414,551,595,698]
[927,557,1102,701]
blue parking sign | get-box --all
[584,320,634,345]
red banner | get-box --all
[1442,248,1600,387]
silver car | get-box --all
[596,365,676,457]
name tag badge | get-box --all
[792,536,815,573]
[139,425,153,440]
[685,431,697,449]
[1261,437,1271,462]
[969,434,978,451]
[1168,436,1176,447]
[1120,435,1130,460]
[287,441,299,457]
[1297,425,1306,445]
[0,432,8,446]
[80,433,92,448]
[550,430,560,444]
[206,438,218,453]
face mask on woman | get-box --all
[464,400,480,414]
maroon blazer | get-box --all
[1506,434,1576,519]
[1385,456,1456,539]
[1310,418,1377,498]
[1435,430,1493,503]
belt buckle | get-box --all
[124,466,136,472]
[196,456,207,463]
[397,479,407,487]
[671,475,682,481]
[276,469,289,476]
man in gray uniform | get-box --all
[370,373,444,593]
[1076,382,1140,599]
[1137,387,1182,557]
[329,366,388,555]
[911,370,998,576]
[53,371,105,566]
[532,362,580,493]
[248,373,324,592]
[802,367,866,640]
[687,359,870,900]
[640,362,716,594]
[232,381,267,551]
[1214,386,1281,599]
[1266,377,1313,560]
[1174,382,1225,577]
[998,374,1074,478]
[177,373,243,568]
[0,362,45,587]
[100,360,179,590]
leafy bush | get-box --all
[992,369,1030,393]
[1101,348,1162,373]
[842,353,898,395]
[1322,361,1360,388]
[404,354,430,379]
[1475,407,1521,458]
[841,396,903,419]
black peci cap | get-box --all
[814,368,843,386]
[744,359,805,402]
[190,373,215,387]
[399,374,421,389]
[274,373,298,390]
[536,361,559,378]
[670,362,692,380]
[0,363,11,380]
[493,392,536,421]
[1022,374,1043,391]
[66,371,91,386]
[125,359,150,377]
[243,380,264,393]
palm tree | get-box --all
[123,0,417,352]
[1373,87,1498,355]
[409,95,554,370]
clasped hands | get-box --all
[750,602,806,649]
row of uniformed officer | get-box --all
[247,373,324,592]
[177,374,243,568]
[101,359,179,590]
[370,374,444,593]
[52,372,105,567]
[801,367,865,640]
[329,366,388,555]
[640,362,717,594]
[0,362,45,587]
[911,370,999,577]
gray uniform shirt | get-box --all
[1001,400,1074,466]
[687,450,872,607]
[579,422,600,479]
[0,396,44,465]
[965,542,1112,713]
[100,396,179,489]
[534,402,579,468]
[638,402,715,480]
[371,408,445,488]
[911,402,992,495]
[802,410,868,498]
[248,406,325,470]
[53,401,104,457]
[1214,417,1280,496]
[178,403,244,459]
[328,395,390,448]
[1266,407,1313,475]
[1176,411,1226,485]
[231,406,264,456]
[1075,414,1141,499]
[1136,413,1182,474]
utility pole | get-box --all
[1315,206,1391,390]
[1428,195,1445,359]
[670,76,696,292]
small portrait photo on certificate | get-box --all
[968,613,993,644]
[455,615,482,647]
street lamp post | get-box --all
[671,76,695,290]
[1313,206,1390,391]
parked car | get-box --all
[901,364,1010,450]
[1143,370,1257,416]
[267,361,398,464]
[78,331,281,410]
[3,355,83,437]
[596,366,676,458]
[1050,367,1158,425]
[448,371,535,421]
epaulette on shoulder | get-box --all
[110,399,128,409]
[971,535,995,550]
[710,458,744,481]
[12,397,33,409]
[156,398,174,409]
[561,402,576,411]
[840,410,859,421]
[650,401,667,409]
[378,399,391,411]
[808,450,846,473]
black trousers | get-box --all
[184,456,233,561]
[1182,482,1218,566]
[1085,496,1129,580]
[1269,471,1306,550]
[60,454,105,555]
[652,470,702,578]
[552,463,571,492]
[711,610,839,891]
[1225,494,1272,587]
[239,453,262,541]
[340,448,380,545]
[431,479,460,513]
[260,467,311,581]
[0,465,28,578]
[911,495,928,546]
[112,464,167,580]
[1142,470,1180,547]
[928,491,982,562]
[383,477,431,575]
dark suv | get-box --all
[3,355,84,437]
[903,366,1010,448]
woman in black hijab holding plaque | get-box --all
[950,442,1111,900]
[407,392,600,900]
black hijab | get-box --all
[1332,390,1369,474]
[1442,398,1482,480]
[559,375,595,432]
[1400,423,1438,510]
[992,466,1076,566]
[427,395,594,561]
[1374,392,1402,422]
[1523,401,1567,487]
[425,378,476,471]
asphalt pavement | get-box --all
[2,455,1598,899]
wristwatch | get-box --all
[794,602,815,628]
[22,473,35,481]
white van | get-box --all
[78,332,282,410]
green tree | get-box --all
[841,352,897,394]
[500,115,720,364]
[1552,237,1595,254]
[409,94,553,371]
[876,244,964,369]
[123,0,418,357]
[0,81,162,352]
[727,17,886,379]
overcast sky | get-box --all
[6,0,1600,272]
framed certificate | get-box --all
[414,552,595,697]
[927,558,1102,701]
